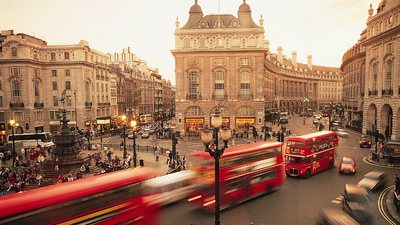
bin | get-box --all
[140,159,144,166]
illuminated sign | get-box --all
[185,119,204,123]
[371,34,400,48]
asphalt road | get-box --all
[110,116,395,225]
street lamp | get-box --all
[303,98,310,111]
[201,109,231,225]
[130,120,137,167]
[122,115,127,159]
[9,118,15,166]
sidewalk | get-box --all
[366,155,400,223]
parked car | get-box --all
[335,129,349,138]
[316,208,360,225]
[357,171,388,192]
[339,157,356,174]
[342,184,372,223]
[141,132,149,139]
[322,113,328,117]
[313,118,321,124]
[148,128,156,134]
[359,135,372,148]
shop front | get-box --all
[185,118,204,134]
[35,121,44,133]
[235,118,255,133]
[96,117,111,134]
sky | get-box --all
[1,0,382,85]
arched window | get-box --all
[33,51,37,59]
[11,47,17,57]
[64,52,69,60]
[386,60,392,90]
[184,38,190,48]
[51,52,56,60]
[373,64,377,91]
[235,106,255,116]
[184,106,204,116]
[240,71,250,98]
[189,71,198,99]
[214,71,224,98]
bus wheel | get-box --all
[303,169,310,179]
[329,160,333,169]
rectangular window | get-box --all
[65,81,71,90]
[184,38,190,48]
[53,96,58,106]
[0,96,2,107]
[200,38,206,47]
[51,52,56,60]
[12,47,17,57]
[11,68,20,75]
[14,112,23,121]
[52,70,57,77]
[240,58,250,65]
[216,38,223,47]
[65,69,70,76]
[12,82,21,97]
[50,111,55,120]
[53,82,57,90]
[0,112,4,121]
[67,96,72,106]
[64,52,69,60]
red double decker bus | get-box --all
[285,131,339,179]
[0,167,162,225]
[188,141,285,210]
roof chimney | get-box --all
[277,46,283,64]
[292,51,297,68]
[307,55,312,70]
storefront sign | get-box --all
[97,119,110,124]
[35,122,44,127]
[236,118,255,123]
[185,119,204,123]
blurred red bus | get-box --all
[0,167,162,225]
[285,131,338,179]
[188,141,285,210]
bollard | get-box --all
[140,159,144,166]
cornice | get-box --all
[362,25,400,46]
[171,48,267,56]
[340,51,366,70]
[0,59,110,69]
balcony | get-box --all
[186,93,202,100]
[10,102,24,108]
[34,102,44,108]
[368,90,378,96]
[97,103,103,107]
[85,102,92,107]
[237,92,254,99]
[212,93,228,100]
[382,89,393,96]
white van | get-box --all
[143,170,197,205]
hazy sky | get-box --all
[1,0,382,84]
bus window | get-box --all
[333,135,337,140]
[317,139,321,145]
[329,136,333,141]
[325,138,329,143]
[316,155,321,160]
[295,142,305,148]
[302,157,310,163]
[312,157,316,162]
[287,141,295,147]
[305,142,311,148]
[329,151,333,156]
[312,140,316,146]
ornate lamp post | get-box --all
[201,109,231,225]
[130,120,137,167]
[9,118,15,166]
[122,115,127,159]
[303,98,310,111]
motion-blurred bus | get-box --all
[188,141,285,210]
[140,114,152,125]
[279,112,289,124]
[285,131,338,179]
[0,167,163,225]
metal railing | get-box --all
[10,102,24,108]
[382,89,393,96]
[85,102,92,107]
[186,93,202,100]
[34,102,43,108]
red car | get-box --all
[359,135,372,148]
[339,157,356,174]
[322,113,328,117]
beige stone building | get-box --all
[0,30,111,135]
[341,0,400,140]
[173,1,343,134]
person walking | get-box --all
[155,149,159,162]
[166,149,170,164]
[120,141,124,151]
[153,144,157,155]
[127,153,131,167]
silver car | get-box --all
[335,129,349,138]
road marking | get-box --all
[378,185,397,225]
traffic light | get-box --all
[277,132,281,142]
[281,132,285,142]
[25,123,29,130]
[375,130,379,143]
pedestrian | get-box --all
[166,149,170,164]
[153,144,157,155]
[67,172,73,182]
[127,153,131,167]
[394,174,400,194]
[29,150,35,166]
[38,154,45,170]
[14,160,20,175]
[155,149,159,162]
[80,164,86,174]
[120,141,124,151]
[36,173,43,186]
[57,175,63,184]
[182,155,186,170]
[103,145,108,156]
[55,158,59,171]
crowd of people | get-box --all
[0,146,51,195]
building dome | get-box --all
[238,0,251,13]
[190,0,203,14]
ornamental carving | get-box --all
[198,20,209,29]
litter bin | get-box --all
[140,159,144,166]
